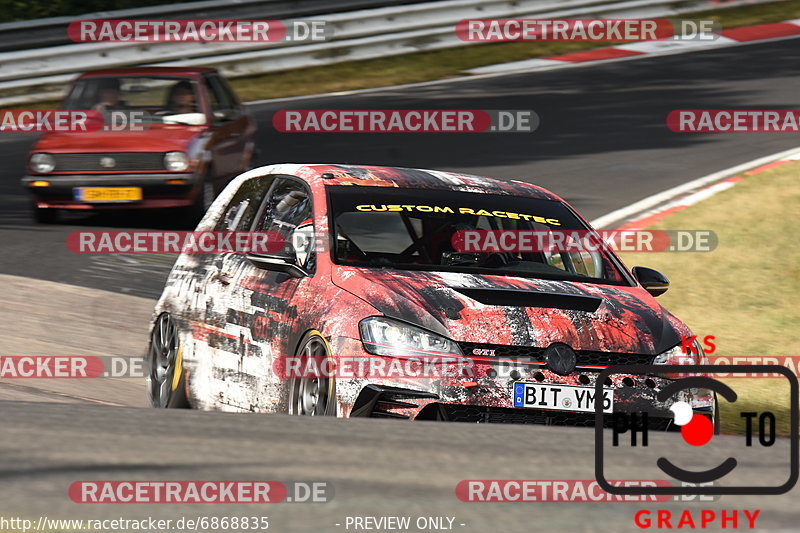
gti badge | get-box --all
[99,156,116,168]
[472,348,496,357]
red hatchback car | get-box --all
[22,67,256,223]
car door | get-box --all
[215,176,317,412]
[213,73,254,170]
[203,73,251,186]
[195,174,274,410]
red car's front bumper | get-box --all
[22,172,199,210]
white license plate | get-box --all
[513,382,614,413]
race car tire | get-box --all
[288,332,337,416]
[147,313,190,408]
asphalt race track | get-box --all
[1,402,797,532]
[0,37,798,532]
[1,38,800,297]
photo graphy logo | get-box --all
[594,365,798,495]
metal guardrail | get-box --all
[0,0,426,51]
[0,0,782,106]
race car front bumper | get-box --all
[331,337,715,427]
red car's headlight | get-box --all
[30,153,55,173]
[164,151,189,172]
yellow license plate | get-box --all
[74,187,142,202]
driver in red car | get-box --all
[165,80,197,114]
[92,78,123,112]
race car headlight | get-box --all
[359,317,463,358]
[29,153,55,173]
[163,151,189,172]
[654,341,704,365]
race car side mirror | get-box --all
[246,253,308,278]
[632,266,669,297]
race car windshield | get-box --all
[62,76,206,125]
[328,187,630,284]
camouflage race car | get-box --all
[147,164,714,426]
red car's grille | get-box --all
[51,152,165,172]
[458,342,656,367]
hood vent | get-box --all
[453,287,602,312]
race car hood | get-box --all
[331,266,687,355]
[32,124,205,153]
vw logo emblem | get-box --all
[99,156,116,168]
[544,343,577,376]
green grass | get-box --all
[619,161,800,436]
[10,0,800,109]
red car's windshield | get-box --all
[62,76,205,125]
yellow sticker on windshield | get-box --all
[355,204,561,226]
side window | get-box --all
[212,74,240,107]
[203,77,223,113]
[256,179,315,270]
[543,231,603,279]
[214,176,274,231]
[206,75,236,110]
[566,249,602,278]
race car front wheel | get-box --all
[288,332,337,416]
[147,313,189,408]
